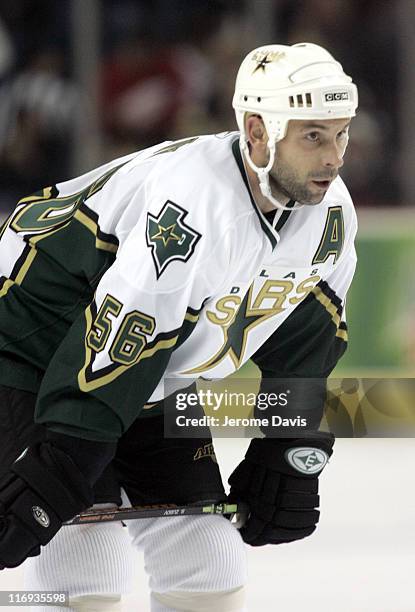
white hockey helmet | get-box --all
[232,43,358,209]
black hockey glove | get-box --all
[228,433,334,546]
[0,443,94,569]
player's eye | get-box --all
[305,132,320,142]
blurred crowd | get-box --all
[0,0,402,213]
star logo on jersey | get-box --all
[185,284,279,374]
[146,201,201,278]
[151,223,182,247]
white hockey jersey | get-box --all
[0,132,357,441]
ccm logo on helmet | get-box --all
[324,92,350,102]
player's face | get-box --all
[269,118,351,205]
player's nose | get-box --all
[321,142,344,169]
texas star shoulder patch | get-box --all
[146,201,201,278]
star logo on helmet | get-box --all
[252,53,273,74]
[252,50,286,74]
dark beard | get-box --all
[269,172,322,205]
[270,165,337,205]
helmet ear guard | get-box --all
[232,43,358,210]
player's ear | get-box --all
[245,114,268,148]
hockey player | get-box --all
[0,43,357,611]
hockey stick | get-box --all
[64,502,248,528]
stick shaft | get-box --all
[64,502,242,525]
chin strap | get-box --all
[240,136,304,212]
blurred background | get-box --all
[0,0,413,374]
